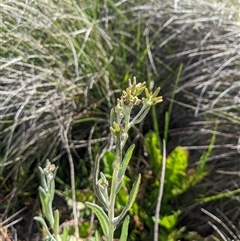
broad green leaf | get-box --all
[120,215,130,241]
[165,146,189,198]
[85,202,109,237]
[159,210,181,231]
[114,174,141,226]
[166,146,188,179]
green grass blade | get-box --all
[196,189,240,203]
[164,63,183,142]
[196,123,217,175]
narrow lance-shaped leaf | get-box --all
[97,172,109,208]
[130,106,151,126]
[95,230,103,241]
[53,209,59,237]
[38,187,54,226]
[97,184,108,208]
[38,166,47,190]
[119,215,130,241]
[120,144,135,178]
[196,128,216,175]
[93,154,108,210]
[85,202,109,237]
[113,174,141,226]
[110,108,115,128]
[116,144,135,194]
[61,226,69,241]
[33,217,55,240]
[47,203,54,227]
[50,166,58,198]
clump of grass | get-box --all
[0,3,108,180]
[0,0,115,238]
[117,0,240,236]
[0,0,113,173]
[201,208,240,241]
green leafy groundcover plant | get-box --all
[35,77,163,241]
[142,132,212,240]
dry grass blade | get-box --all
[0,0,112,178]
[154,140,166,241]
[201,208,240,240]
[1,0,114,238]
[0,207,27,241]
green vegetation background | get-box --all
[0,0,239,240]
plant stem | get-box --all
[108,166,118,241]
[108,136,122,241]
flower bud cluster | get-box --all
[110,77,163,148]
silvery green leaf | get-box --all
[110,108,115,128]
[85,202,109,237]
[38,187,50,216]
[95,185,108,210]
[113,174,141,226]
[119,215,130,241]
[50,166,58,198]
[38,185,47,197]
[96,172,109,208]
[131,106,151,125]
[53,209,59,237]
[95,230,103,241]
[39,166,48,190]
[39,190,53,226]
[93,154,109,209]
[34,216,55,240]
[53,166,58,178]
[116,144,135,194]
[115,179,123,196]
[49,180,55,202]
[96,184,108,208]
[61,226,68,241]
